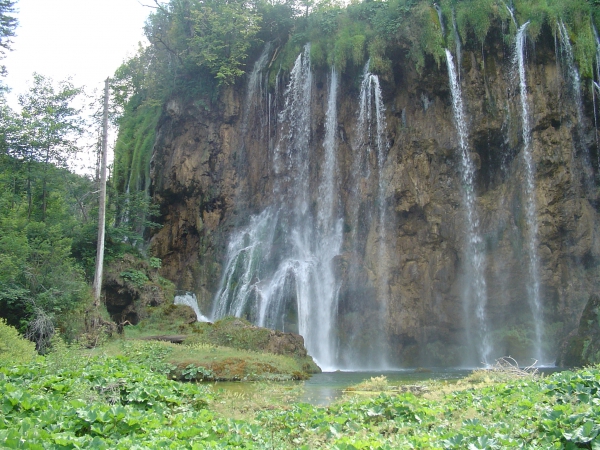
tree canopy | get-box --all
[0,0,17,77]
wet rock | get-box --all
[558,294,600,367]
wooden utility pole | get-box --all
[93,78,110,303]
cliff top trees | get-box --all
[142,0,261,88]
[188,0,261,85]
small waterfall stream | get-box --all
[242,43,271,135]
[451,8,463,73]
[593,24,600,160]
[558,20,594,192]
[445,49,491,365]
[514,23,545,363]
[558,21,584,124]
[174,292,210,322]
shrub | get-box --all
[0,318,36,365]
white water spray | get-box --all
[514,23,545,363]
[347,62,391,369]
[213,46,344,370]
[175,292,210,322]
[445,49,491,365]
[558,21,584,123]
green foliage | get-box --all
[0,0,17,77]
[454,0,498,44]
[0,80,94,339]
[188,0,261,85]
[149,257,162,269]
[0,165,93,337]
[0,0,16,56]
[2,341,600,448]
[401,1,445,73]
[112,100,160,195]
[0,349,213,449]
[119,269,149,288]
[192,317,273,351]
[251,366,600,449]
[0,318,36,365]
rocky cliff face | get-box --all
[149,24,600,367]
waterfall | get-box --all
[445,49,491,365]
[345,62,390,369]
[504,2,517,27]
[242,42,272,135]
[594,24,600,160]
[174,292,210,322]
[513,23,545,363]
[558,20,595,192]
[273,45,312,209]
[433,3,445,36]
[451,8,462,72]
[212,46,343,370]
[558,21,583,124]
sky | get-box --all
[3,0,153,173]
[4,0,151,103]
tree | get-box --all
[0,0,17,57]
[0,0,17,80]
[188,0,261,85]
[11,74,84,220]
[92,79,109,304]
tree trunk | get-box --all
[92,78,110,304]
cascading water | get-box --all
[345,62,390,369]
[445,49,491,365]
[558,20,594,191]
[558,21,584,124]
[513,23,545,364]
[451,8,462,73]
[593,24,600,159]
[174,292,210,322]
[242,42,272,135]
[212,46,343,370]
[433,3,445,36]
[503,1,518,27]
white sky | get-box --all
[3,0,153,173]
[4,0,151,102]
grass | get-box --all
[115,309,320,380]
[96,335,312,382]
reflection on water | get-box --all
[299,370,472,405]
[207,368,561,406]
[209,369,472,406]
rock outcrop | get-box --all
[558,294,600,367]
[103,254,175,327]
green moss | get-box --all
[113,100,161,195]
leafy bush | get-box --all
[0,318,36,365]
[119,269,148,288]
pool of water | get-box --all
[209,368,473,406]
[299,369,472,405]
